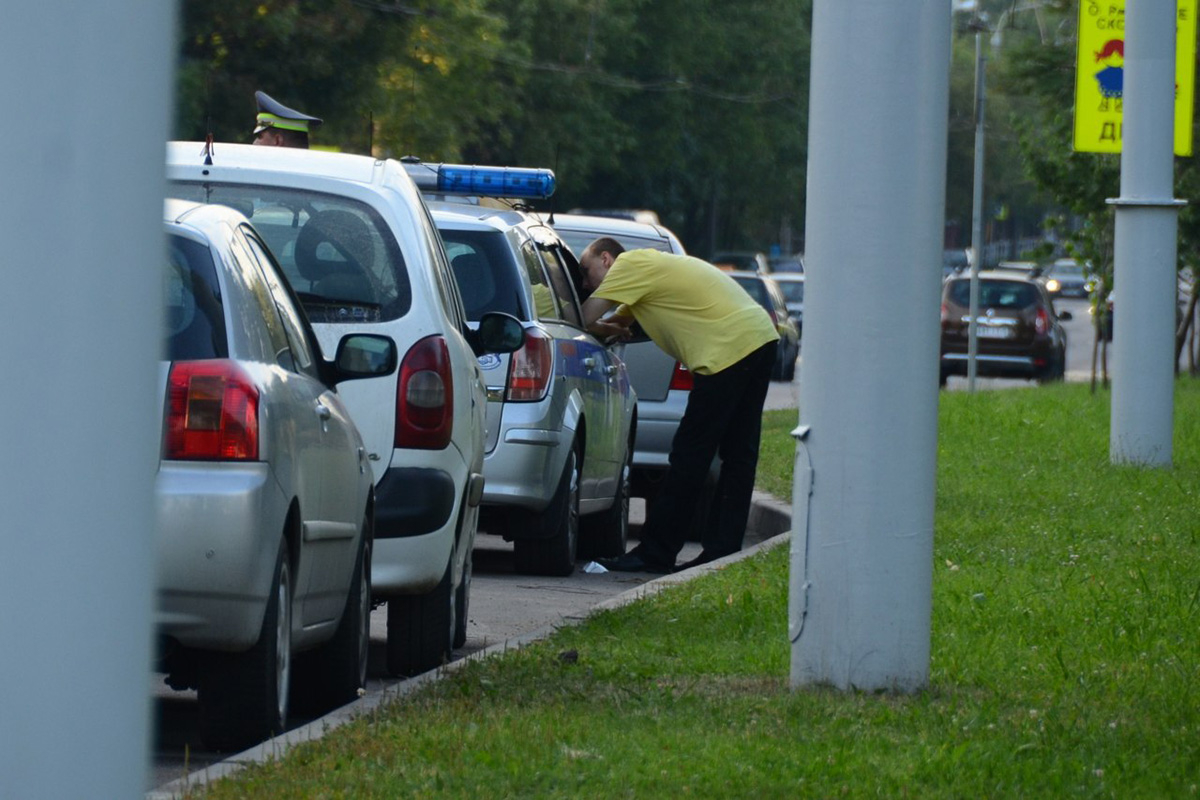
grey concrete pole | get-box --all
[0,4,176,798]
[791,0,948,692]
[967,27,986,390]
[1108,0,1182,466]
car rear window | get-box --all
[169,182,411,323]
[948,279,1039,310]
[165,234,228,361]
[555,229,672,255]
[440,229,528,321]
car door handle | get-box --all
[315,403,332,421]
[603,365,617,376]
[583,357,596,372]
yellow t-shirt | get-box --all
[592,249,779,375]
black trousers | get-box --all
[635,340,777,568]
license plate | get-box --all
[976,326,1012,340]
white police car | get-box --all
[407,162,637,576]
[167,144,523,677]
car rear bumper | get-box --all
[481,425,570,510]
[155,462,285,652]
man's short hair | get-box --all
[588,237,625,260]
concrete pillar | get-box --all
[792,0,949,692]
[1109,0,1182,466]
[0,4,177,797]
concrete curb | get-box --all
[148,492,793,799]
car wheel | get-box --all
[198,538,291,752]
[293,516,371,713]
[580,435,631,560]
[514,441,580,576]
[385,557,453,677]
[453,545,472,650]
[783,345,797,381]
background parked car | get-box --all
[768,253,805,273]
[158,200,396,750]
[549,212,721,509]
[412,172,636,576]
[167,143,523,677]
[940,270,1072,385]
[771,272,806,335]
[726,271,799,381]
[711,250,772,274]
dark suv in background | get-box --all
[940,271,1072,385]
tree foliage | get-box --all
[175,0,812,256]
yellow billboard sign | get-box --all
[1074,0,1197,155]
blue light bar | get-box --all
[403,161,556,200]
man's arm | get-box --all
[583,296,635,341]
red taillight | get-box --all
[1034,307,1050,336]
[940,303,949,325]
[507,328,554,401]
[668,361,694,391]
[165,361,259,461]
[396,335,454,449]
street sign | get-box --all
[1074,0,1198,155]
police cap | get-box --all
[253,91,323,136]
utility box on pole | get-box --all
[0,4,176,797]
[791,0,949,692]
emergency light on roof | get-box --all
[402,160,556,200]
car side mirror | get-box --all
[333,333,398,380]
[472,312,525,355]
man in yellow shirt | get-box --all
[579,238,779,573]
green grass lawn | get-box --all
[199,381,1200,799]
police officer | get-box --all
[252,91,321,148]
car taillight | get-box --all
[396,335,453,449]
[1034,307,1050,336]
[940,303,949,327]
[668,361,693,391]
[165,360,259,461]
[507,328,554,401]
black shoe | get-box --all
[676,552,718,571]
[597,552,673,574]
[677,550,733,571]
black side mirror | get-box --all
[472,312,524,356]
[333,333,398,380]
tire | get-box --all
[580,438,631,560]
[513,442,580,576]
[453,546,472,650]
[385,558,453,677]
[783,346,797,381]
[293,518,371,714]
[198,539,291,752]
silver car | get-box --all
[157,200,396,751]
[425,199,637,576]
[549,213,720,505]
